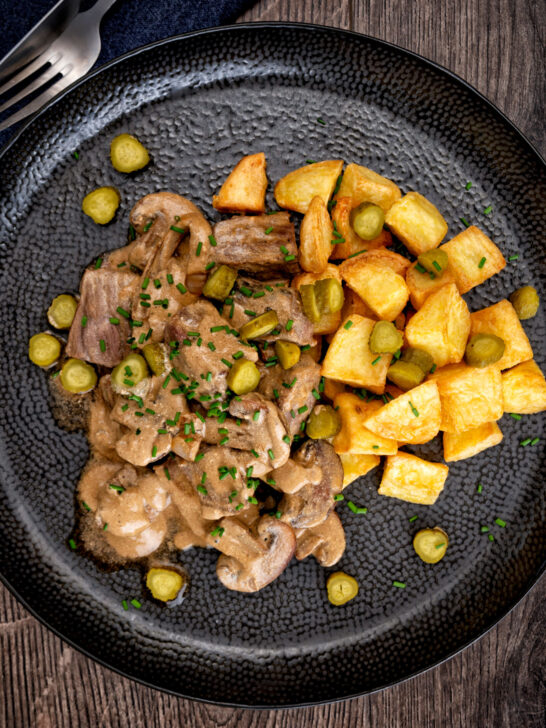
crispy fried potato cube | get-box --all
[274,160,344,214]
[469,299,533,370]
[363,380,441,444]
[501,360,546,414]
[405,283,470,367]
[292,264,342,334]
[379,452,449,505]
[336,163,401,212]
[322,378,347,401]
[406,260,457,309]
[321,315,392,392]
[385,191,448,256]
[212,153,267,213]
[340,248,410,278]
[299,195,333,273]
[340,261,409,321]
[439,226,506,294]
[443,421,503,462]
[333,393,398,455]
[429,363,503,432]
[340,287,377,320]
[339,453,381,488]
[330,197,392,258]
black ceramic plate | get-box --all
[0,23,544,708]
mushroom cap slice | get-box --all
[295,511,346,567]
[279,440,343,529]
[213,515,296,592]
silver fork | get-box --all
[0,0,118,131]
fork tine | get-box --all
[0,62,71,114]
[0,50,62,97]
[0,68,77,131]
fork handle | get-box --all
[84,0,118,21]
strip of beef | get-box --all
[203,392,290,471]
[221,276,314,346]
[66,265,139,367]
[258,354,321,436]
[177,445,272,520]
[110,375,188,467]
[212,213,300,278]
[166,300,258,403]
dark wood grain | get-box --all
[1,1,544,726]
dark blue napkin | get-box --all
[0,0,255,146]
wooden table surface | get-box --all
[1,1,544,726]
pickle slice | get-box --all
[227,359,261,394]
[417,249,449,276]
[401,347,435,374]
[111,353,149,390]
[28,333,61,367]
[82,186,120,224]
[300,284,321,323]
[60,358,97,393]
[146,567,184,602]
[202,265,238,300]
[386,361,425,390]
[314,278,345,314]
[239,310,279,340]
[509,285,539,320]
[413,528,448,564]
[369,321,403,354]
[465,333,505,368]
[350,202,385,240]
[327,572,359,606]
[47,294,78,329]
[110,133,150,173]
[306,405,342,439]
[143,342,168,375]
[275,340,301,370]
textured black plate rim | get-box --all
[0,22,544,709]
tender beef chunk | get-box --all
[88,376,122,460]
[66,265,138,367]
[165,300,258,403]
[203,392,290,471]
[212,213,300,278]
[258,354,321,436]
[221,276,315,346]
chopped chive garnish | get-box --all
[409,402,419,417]
[221,358,232,367]
[130,599,141,609]
[430,364,437,373]
[81,315,88,327]
[151,446,158,457]
[508,254,519,261]
[415,263,426,274]
[121,599,128,610]
[465,181,472,190]
[197,484,208,495]
[68,538,76,550]
[176,282,187,294]
[207,342,216,351]
[253,410,260,421]
[142,277,149,290]
[116,306,130,319]
[520,438,532,446]
[509,413,522,420]
[312,389,320,400]
[344,320,353,330]
[460,217,470,227]
[371,356,381,366]
[392,581,406,589]
[170,225,185,234]
[477,483,483,493]
[205,261,216,271]
[301,345,310,351]
[248,496,258,505]
[409,515,418,523]
[347,248,367,258]
[196,242,202,256]
[208,234,217,247]
[435,542,446,549]
[167,273,174,284]
[268,448,275,460]
[480,526,489,533]
[298,405,308,414]
[143,219,154,232]
[483,205,492,215]
[478,256,486,268]
[334,494,344,501]
[109,484,125,492]
[347,501,367,514]
[317,117,326,125]
[264,226,273,234]
[239,286,252,297]
[494,518,506,527]
[306,158,317,164]
[219,437,229,446]
[95,257,103,269]
[232,351,243,360]
[282,435,291,444]
[488,533,495,541]
[109,317,120,325]
[99,339,106,352]
[284,254,296,262]
[244,309,256,317]
[432,260,442,272]
[530,437,540,445]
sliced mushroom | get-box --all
[87,377,122,460]
[204,392,291,471]
[171,413,206,461]
[211,515,296,592]
[279,440,343,529]
[295,511,346,567]
[267,458,322,494]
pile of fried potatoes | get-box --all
[213,154,546,506]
